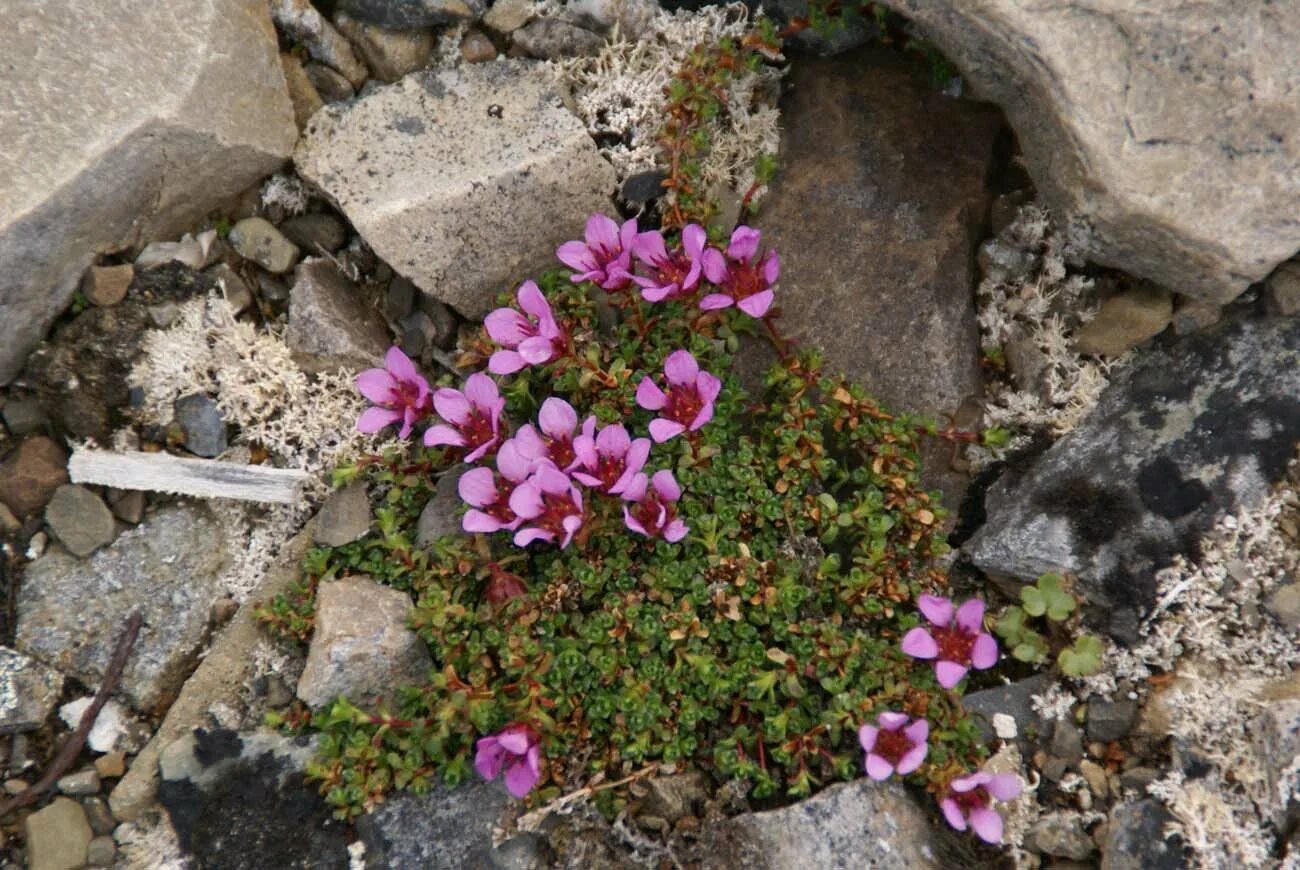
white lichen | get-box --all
[260,172,311,216]
[114,811,193,870]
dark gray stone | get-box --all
[1100,800,1188,870]
[313,481,371,547]
[336,0,484,28]
[1,398,50,437]
[159,728,348,870]
[620,169,667,204]
[1030,812,1095,861]
[278,213,349,255]
[81,796,116,835]
[965,316,1300,642]
[44,484,117,556]
[229,217,300,274]
[356,780,507,869]
[491,833,549,870]
[1050,720,1084,766]
[287,258,390,373]
[962,673,1055,744]
[417,471,463,547]
[512,18,606,59]
[1086,698,1138,744]
[174,394,228,458]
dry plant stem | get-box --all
[516,764,661,831]
[0,611,143,817]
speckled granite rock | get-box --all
[294,61,617,320]
[0,646,64,734]
[355,780,507,869]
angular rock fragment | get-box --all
[355,781,506,869]
[0,436,68,518]
[295,62,617,320]
[0,647,64,734]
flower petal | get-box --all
[896,742,929,775]
[701,249,728,286]
[357,406,402,434]
[696,371,722,404]
[516,280,550,319]
[651,469,681,501]
[595,423,631,457]
[682,223,707,258]
[955,598,986,633]
[504,759,540,798]
[900,627,938,659]
[865,753,895,781]
[698,292,734,311]
[508,483,545,519]
[514,527,554,546]
[858,724,879,752]
[917,594,953,627]
[463,373,500,411]
[585,213,620,251]
[663,350,699,386]
[556,240,595,273]
[385,346,420,382]
[356,369,398,404]
[463,510,507,533]
[728,226,760,261]
[622,505,648,537]
[951,772,989,792]
[485,308,534,347]
[424,424,466,448]
[935,660,969,689]
[621,472,648,502]
[649,419,686,442]
[968,807,1004,844]
[985,773,1023,802]
[433,389,471,424]
[635,377,667,411]
[737,288,774,318]
[475,738,505,780]
[632,230,668,266]
[458,467,499,508]
[903,719,930,745]
[940,798,967,832]
[663,519,688,542]
[497,727,532,754]
[538,398,578,439]
[763,250,781,284]
[489,350,527,375]
[877,711,909,730]
[971,633,999,669]
[518,335,558,365]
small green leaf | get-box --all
[1020,586,1046,618]
[1058,634,1105,676]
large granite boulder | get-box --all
[879,0,1300,302]
[0,0,297,384]
[294,61,617,320]
[966,315,1300,642]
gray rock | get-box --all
[0,436,68,518]
[174,394,228,458]
[962,673,1056,744]
[356,780,507,869]
[1,397,50,437]
[512,18,606,59]
[384,275,417,321]
[703,778,940,869]
[82,264,134,307]
[287,258,390,373]
[1266,260,1300,317]
[0,646,64,734]
[81,796,116,836]
[85,835,116,867]
[566,0,659,39]
[1249,697,1300,828]
[337,0,485,28]
[314,481,371,547]
[1266,583,1300,631]
[398,310,436,358]
[45,484,117,557]
[875,0,1300,304]
[281,52,326,131]
[0,0,295,385]
[304,62,356,103]
[134,235,210,271]
[640,772,707,824]
[1100,800,1188,870]
[279,213,349,255]
[106,489,145,525]
[1086,698,1137,744]
[57,768,101,796]
[747,48,1001,511]
[208,263,254,314]
[229,218,301,275]
[335,10,435,83]
[17,504,230,712]
[1030,812,1095,860]
[417,295,461,351]
[24,797,92,870]
[492,833,549,870]
[482,0,534,34]
[296,576,432,709]
[416,471,464,546]
[1074,282,1174,357]
[1050,720,1084,766]
[270,0,370,88]
[965,317,1300,641]
[979,237,1038,285]
[460,30,498,63]
[294,62,617,320]
[1171,297,1223,336]
[158,728,348,869]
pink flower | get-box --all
[423,373,505,463]
[631,224,707,302]
[621,470,688,543]
[475,724,543,799]
[509,464,585,548]
[556,214,637,291]
[635,350,722,442]
[858,712,929,781]
[900,595,998,689]
[939,770,1022,844]
[700,226,780,318]
[513,398,592,472]
[458,439,536,533]
[355,346,432,439]
[572,423,651,495]
[485,281,566,375]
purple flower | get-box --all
[631,224,707,303]
[513,398,592,472]
[556,214,637,291]
[858,712,929,781]
[355,346,432,439]
[423,373,505,463]
[475,724,543,798]
[458,438,536,534]
[900,595,998,689]
[621,470,688,543]
[509,463,585,548]
[485,281,566,375]
[572,423,651,495]
[635,350,722,442]
[939,770,1022,844]
[700,226,780,318]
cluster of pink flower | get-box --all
[853,594,1019,842]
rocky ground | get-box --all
[1,0,1298,868]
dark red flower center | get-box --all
[461,409,497,454]
[949,786,991,814]
[393,379,427,413]
[724,260,768,301]
[665,385,704,426]
[594,454,625,491]
[631,494,676,538]
[545,436,576,470]
[653,252,694,297]
[932,625,976,665]
[872,728,915,765]
[531,492,581,539]
[485,478,517,525]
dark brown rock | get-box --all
[750,47,1003,508]
[0,436,69,517]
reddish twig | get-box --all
[0,612,143,817]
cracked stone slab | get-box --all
[880,0,1300,303]
[294,61,617,320]
[965,315,1300,642]
[0,0,297,384]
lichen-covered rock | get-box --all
[1100,800,1188,870]
[296,576,432,709]
[355,780,506,869]
[16,504,230,712]
[0,0,296,384]
[966,316,1300,641]
[0,646,64,734]
[294,62,617,320]
[878,0,1300,303]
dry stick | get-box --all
[0,611,143,817]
